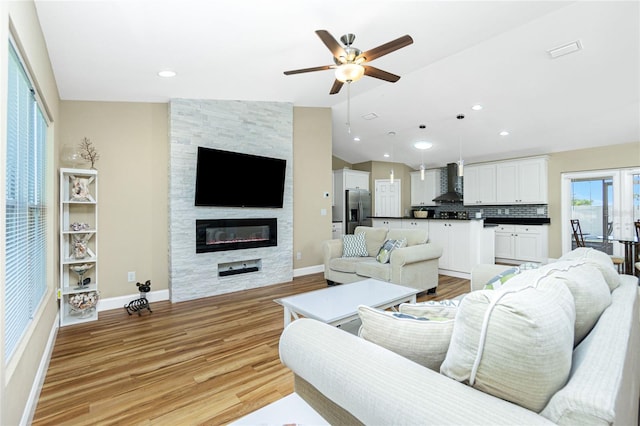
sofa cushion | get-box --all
[358,304,456,371]
[375,238,407,263]
[342,232,368,257]
[505,260,612,346]
[558,247,621,291]
[329,256,374,274]
[387,228,427,246]
[354,226,389,256]
[440,277,575,412]
[355,259,391,281]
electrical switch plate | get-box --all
[537,207,545,214]
[128,271,136,282]
[505,208,510,215]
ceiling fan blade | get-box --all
[315,30,346,59]
[363,65,401,82]
[283,65,333,75]
[329,80,344,95]
[357,35,413,63]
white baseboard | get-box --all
[293,264,324,277]
[98,289,170,312]
[22,319,58,426]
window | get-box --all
[4,41,48,362]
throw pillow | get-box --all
[358,304,456,371]
[342,232,368,258]
[440,279,576,412]
[375,238,407,263]
[559,247,621,291]
[482,263,540,290]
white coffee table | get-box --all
[229,392,329,425]
[275,278,419,328]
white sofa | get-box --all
[323,226,443,292]
[280,248,640,425]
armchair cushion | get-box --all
[354,226,388,256]
[341,232,368,257]
[387,228,428,246]
[358,304,456,371]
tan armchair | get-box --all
[323,226,442,293]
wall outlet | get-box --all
[497,209,502,215]
[537,207,545,215]
[296,251,302,260]
[128,271,136,282]
[320,208,327,216]
[505,208,510,215]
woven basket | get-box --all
[413,210,429,218]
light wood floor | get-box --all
[32,273,468,425]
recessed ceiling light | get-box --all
[414,141,433,150]
[362,112,378,120]
[383,153,390,158]
[499,130,510,136]
[387,131,396,136]
[353,136,361,142]
[471,104,483,111]
[158,70,176,78]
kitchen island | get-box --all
[370,216,494,279]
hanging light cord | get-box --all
[346,82,352,134]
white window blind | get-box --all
[5,41,48,362]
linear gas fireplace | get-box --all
[196,218,277,253]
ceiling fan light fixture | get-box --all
[335,64,365,83]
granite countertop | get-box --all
[369,216,482,221]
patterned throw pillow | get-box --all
[342,232,368,258]
[358,304,456,371]
[375,238,407,263]
[483,262,540,290]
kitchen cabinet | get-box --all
[494,224,548,263]
[410,169,440,207]
[58,168,99,326]
[402,219,429,230]
[334,168,369,191]
[496,157,548,204]
[427,220,494,276]
[331,222,343,239]
[371,218,403,229]
[463,164,496,205]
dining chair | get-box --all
[635,220,640,275]
[570,219,624,272]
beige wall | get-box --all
[293,107,333,269]
[1,2,60,425]
[547,141,640,258]
[59,101,169,298]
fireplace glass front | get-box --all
[196,218,277,253]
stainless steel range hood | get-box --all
[432,163,463,203]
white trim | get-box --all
[20,320,58,426]
[98,289,170,312]
[293,264,324,277]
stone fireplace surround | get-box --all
[169,99,293,302]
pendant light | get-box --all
[389,131,395,183]
[418,124,428,180]
[457,114,465,177]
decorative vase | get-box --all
[60,144,83,168]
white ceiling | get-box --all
[34,0,640,169]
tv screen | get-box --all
[195,147,286,208]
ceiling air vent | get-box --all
[547,40,583,59]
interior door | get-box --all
[375,179,401,217]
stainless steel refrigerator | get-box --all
[343,189,372,234]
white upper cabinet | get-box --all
[334,169,370,191]
[410,169,440,206]
[463,164,496,205]
[496,157,548,204]
[463,156,548,206]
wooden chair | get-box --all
[571,219,624,272]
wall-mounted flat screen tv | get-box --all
[195,146,286,208]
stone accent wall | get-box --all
[169,99,293,302]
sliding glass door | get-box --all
[562,167,639,256]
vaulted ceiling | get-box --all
[34,0,639,169]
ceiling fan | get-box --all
[284,30,414,95]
